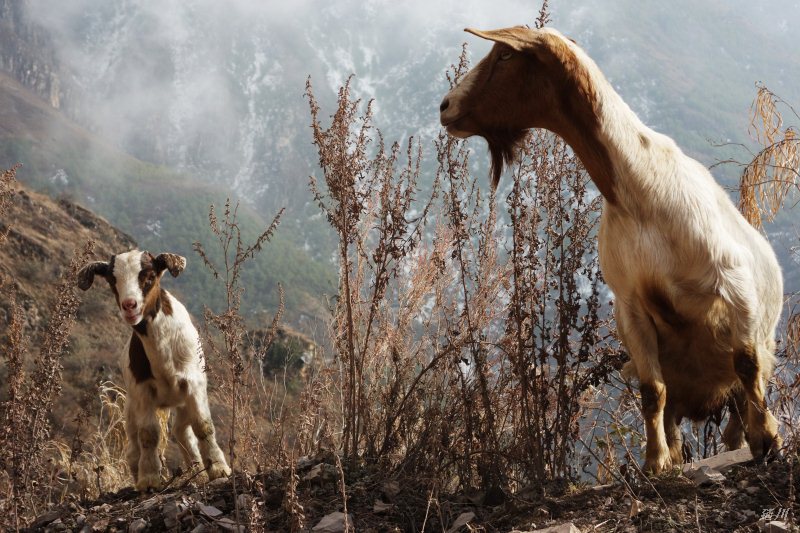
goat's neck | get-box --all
[549,58,666,210]
[133,290,181,348]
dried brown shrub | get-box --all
[0,240,94,529]
[303,37,621,503]
[738,84,800,229]
[193,200,286,524]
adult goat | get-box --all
[439,26,782,473]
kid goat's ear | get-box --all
[77,261,111,291]
[153,253,186,278]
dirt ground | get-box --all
[24,452,799,532]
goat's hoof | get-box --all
[643,455,673,476]
[135,473,162,492]
[749,432,782,463]
[207,462,232,481]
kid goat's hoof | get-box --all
[135,473,162,492]
[207,462,232,481]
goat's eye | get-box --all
[499,51,513,61]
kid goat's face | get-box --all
[77,249,186,326]
[113,251,156,325]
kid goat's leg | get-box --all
[185,390,231,480]
[173,405,203,474]
[124,401,140,483]
[135,397,163,491]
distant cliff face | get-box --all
[0,0,66,109]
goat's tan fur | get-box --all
[440,26,783,472]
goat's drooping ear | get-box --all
[77,261,111,291]
[465,26,541,52]
[154,253,186,278]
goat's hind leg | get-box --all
[664,402,685,466]
[734,344,781,460]
[721,386,747,451]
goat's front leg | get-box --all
[617,303,672,474]
[185,388,231,480]
[134,399,163,491]
[123,401,140,482]
[173,405,203,475]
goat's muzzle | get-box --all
[121,298,142,325]
[440,96,476,139]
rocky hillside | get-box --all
[0,0,64,109]
[0,179,136,429]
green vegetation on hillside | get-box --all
[0,135,335,321]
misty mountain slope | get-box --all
[23,0,799,217]
[4,1,798,294]
[561,0,800,162]
[0,69,334,320]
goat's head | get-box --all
[77,249,186,326]
[440,26,597,188]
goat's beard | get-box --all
[485,128,528,190]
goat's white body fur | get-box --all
[566,34,782,469]
[88,249,231,491]
[122,292,200,404]
[122,288,230,491]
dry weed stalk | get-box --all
[194,201,285,459]
[0,164,18,246]
[503,129,623,484]
[734,86,800,461]
[283,452,305,533]
[193,199,285,524]
[307,75,436,462]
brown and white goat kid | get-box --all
[440,26,783,473]
[78,250,231,490]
